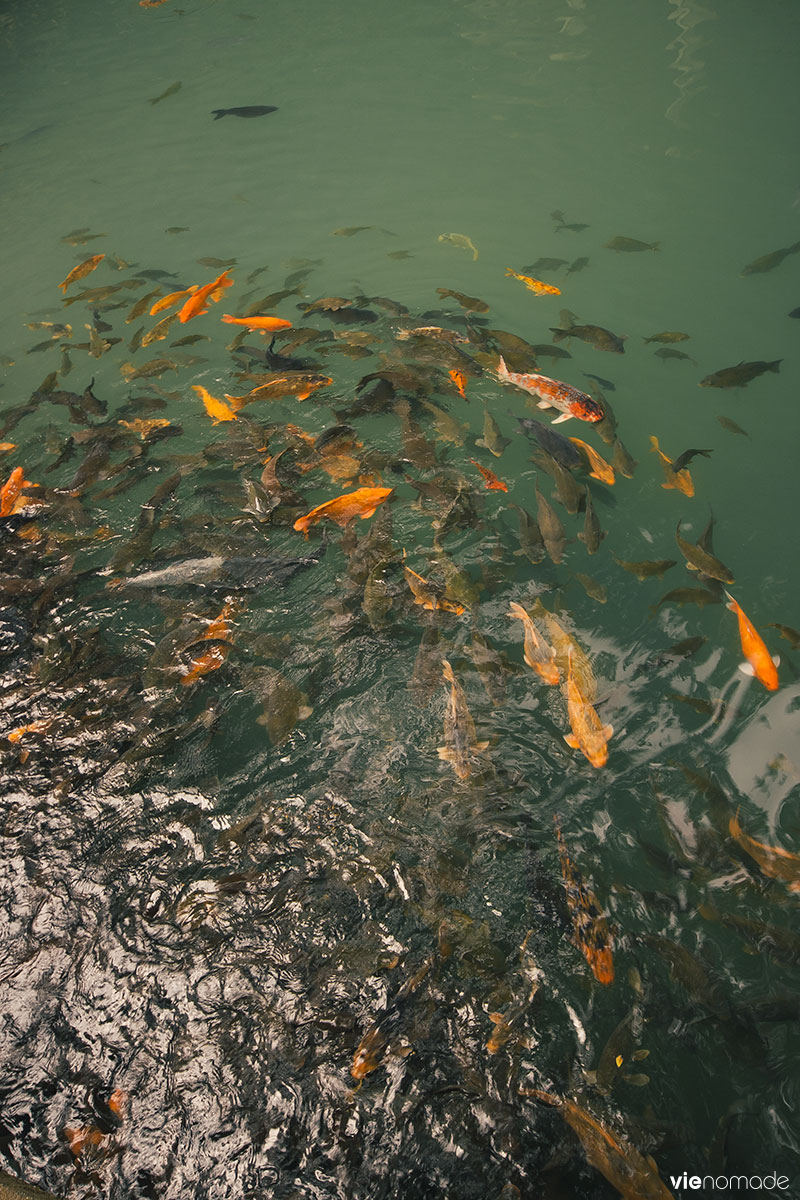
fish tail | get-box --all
[649,435,660,453]
[549,328,567,343]
[441,658,456,684]
[769,360,782,373]
[496,355,511,382]
[220,314,236,324]
[508,600,527,621]
[211,110,227,119]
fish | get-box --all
[699,360,781,388]
[525,257,568,273]
[180,602,235,686]
[644,331,690,344]
[476,409,510,457]
[231,372,332,403]
[554,819,614,982]
[141,311,179,346]
[192,384,241,423]
[612,556,676,581]
[198,257,237,269]
[578,488,605,554]
[729,810,800,890]
[649,435,694,496]
[583,372,615,392]
[790,306,800,319]
[649,586,722,615]
[57,254,105,292]
[293,486,392,535]
[519,1088,672,1198]
[435,287,488,312]
[150,285,199,315]
[717,415,749,437]
[178,270,234,322]
[533,449,584,514]
[572,573,607,603]
[766,623,800,649]
[0,467,38,516]
[221,313,292,332]
[126,287,162,322]
[654,347,695,363]
[211,105,278,118]
[725,591,779,690]
[511,503,546,564]
[470,459,508,491]
[497,357,604,423]
[437,233,479,260]
[566,256,589,274]
[504,268,561,296]
[563,647,612,769]
[119,358,178,380]
[676,520,734,583]
[508,601,559,685]
[149,80,181,104]
[351,957,433,1080]
[740,242,800,275]
[611,438,638,477]
[568,437,615,485]
[551,311,626,354]
[534,480,566,564]
[248,665,312,745]
[113,552,322,591]
[438,658,489,780]
[672,447,713,473]
[419,400,468,445]
[516,415,582,469]
[332,226,371,236]
[118,418,171,439]
[604,236,660,251]
[403,565,465,615]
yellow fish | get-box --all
[505,267,561,296]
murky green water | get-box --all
[1,1,799,1198]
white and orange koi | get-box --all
[496,357,604,424]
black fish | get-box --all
[514,414,582,470]
[583,373,615,392]
[212,106,278,119]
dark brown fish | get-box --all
[699,360,781,388]
[211,105,278,119]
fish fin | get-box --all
[551,414,572,424]
[603,725,614,740]
[564,733,580,749]
[738,662,755,676]
[211,110,227,119]
[437,746,454,762]
[769,360,782,373]
[772,654,780,667]
[536,400,552,409]
[473,740,490,753]
[474,437,487,449]
[441,658,455,684]
[549,328,567,342]
[298,705,313,720]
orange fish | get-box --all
[470,459,508,491]
[293,486,392,535]
[7,720,52,743]
[58,254,105,293]
[178,269,234,322]
[180,602,235,687]
[150,285,199,315]
[649,435,693,496]
[508,601,559,685]
[554,818,614,985]
[569,437,615,485]
[63,1126,109,1158]
[505,267,561,296]
[520,1088,672,1198]
[563,648,612,768]
[725,591,779,690]
[221,313,293,332]
[448,368,468,399]
[0,466,38,517]
[140,0,170,7]
[108,1089,128,1119]
[192,384,243,424]
[729,809,800,891]
[497,357,604,423]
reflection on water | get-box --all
[665,0,717,126]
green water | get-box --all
[1,1,799,1198]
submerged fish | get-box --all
[178,270,233,323]
[211,105,278,119]
[112,552,322,590]
[505,268,560,296]
[729,809,799,890]
[438,658,489,780]
[740,242,800,275]
[613,556,676,582]
[58,254,105,293]
[676,520,734,584]
[554,819,614,982]
[699,359,781,388]
[551,311,626,354]
[649,435,694,496]
[437,232,479,260]
[643,331,690,344]
[403,564,465,615]
[435,287,488,312]
[470,459,508,491]
[149,80,181,104]
[475,409,510,457]
[605,236,660,252]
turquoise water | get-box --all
[1,2,799,1198]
